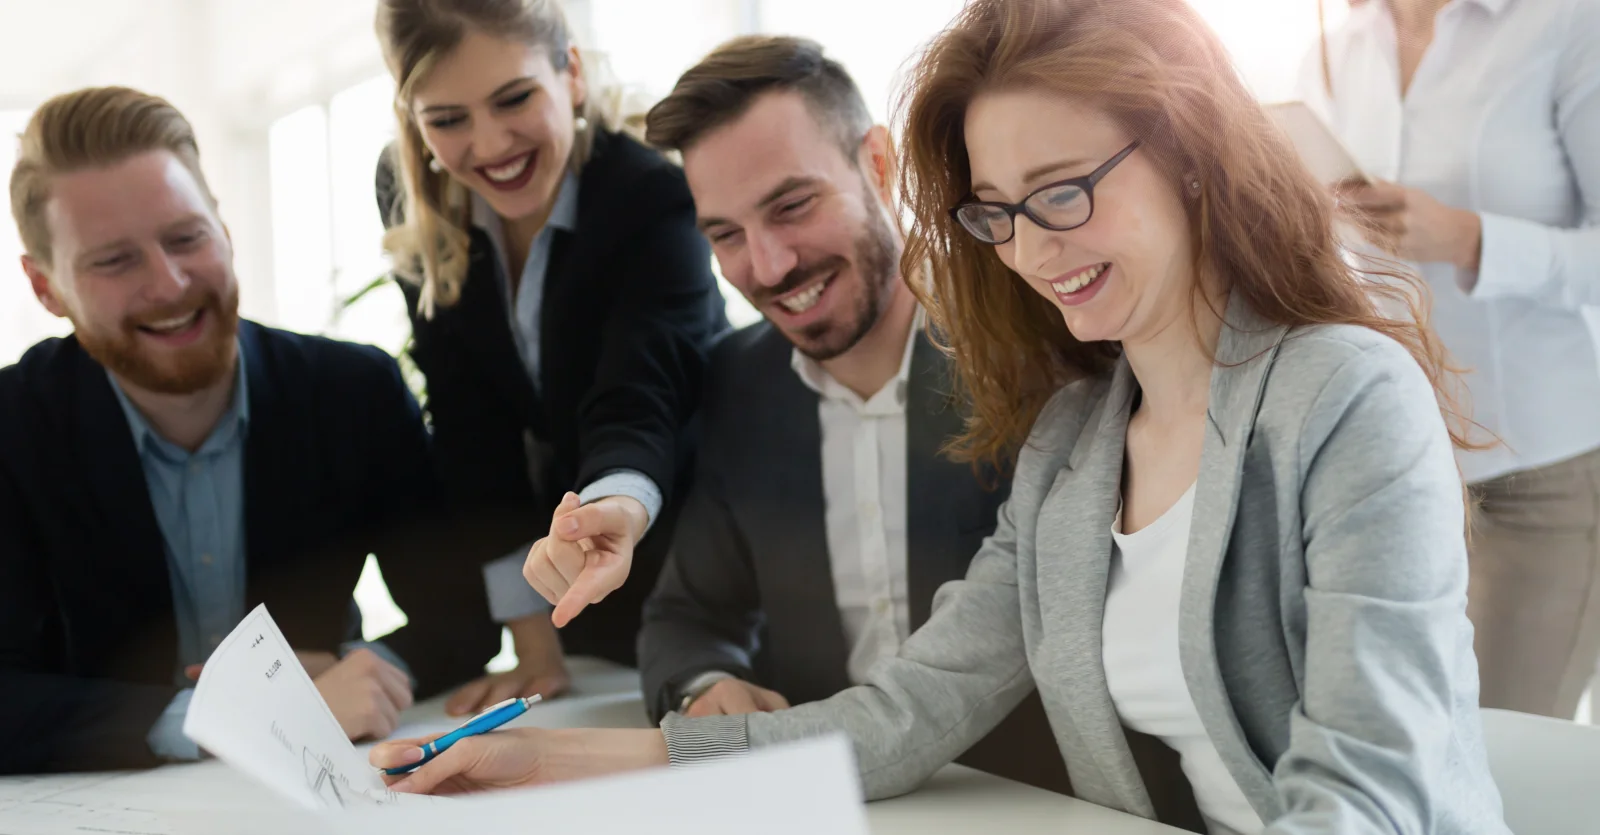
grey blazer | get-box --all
[665,296,1509,833]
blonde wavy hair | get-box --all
[375,0,622,316]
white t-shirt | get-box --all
[1102,483,1263,835]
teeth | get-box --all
[483,154,531,183]
[1052,263,1108,295]
[143,310,200,333]
[779,280,828,313]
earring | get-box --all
[574,115,590,133]
[428,156,443,174]
[1187,176,1202,195]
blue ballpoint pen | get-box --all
[383,694,543,775]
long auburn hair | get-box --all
[898,0,1472,474]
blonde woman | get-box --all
[374,0,727,716]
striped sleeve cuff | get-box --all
[579,470,664,536]
[481,544,553,623]
[660,712,750,767]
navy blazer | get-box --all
[376,129,728,663]
[0,322,500,774]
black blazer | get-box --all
[0,323,500,774]
[637,322,1072,794]
[376,130,727,664]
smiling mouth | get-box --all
[137,308,203,335]
[775,272,836,314]
[474,151,537,190]
[1051,263,1110,295]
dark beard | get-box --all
[788,189,901,362]
[76,283,241,395]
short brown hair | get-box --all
[645,35,872,161]
[9,86,215,270]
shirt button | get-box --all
[209,634,223,647]
[200,553,214,566]
[188,462,202,475]
[861,502,878,522]
[874,598,892,615]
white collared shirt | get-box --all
[1301,0,1600,483]
[790,312,922,685]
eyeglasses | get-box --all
[949,140,1142,245]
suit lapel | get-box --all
[537,227,575,404]
[241,323,293,601]
[904,335,982,629]
[454,229,543,427]
[750,334,852,700]
[71,342,176,676]
[239,326,319,625]
[1035,358,1159,816]
[1178,295,1289,817]
[73,348,168,587]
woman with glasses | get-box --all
[373,0,727,717]
[1303,0,1600,721]
[369,1,1508,831]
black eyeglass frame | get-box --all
[949,139,1143,244]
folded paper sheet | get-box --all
[174,604,868,835]
[182,604,433,810]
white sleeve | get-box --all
[1465,0,1600,308]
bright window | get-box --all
[756,0,967,124]
[268,104,334,337]
[266,76,407,355]
[1190,0,1350,102]
[328,76,408,354]
[0,108,73,368]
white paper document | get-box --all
[4,605,866,834]
[1265,100,1369,185]
[164,734,869,835]
[0,773,167,835]
[181,603,432,811]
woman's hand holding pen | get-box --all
[372,727,668,796]
[524,492,648,627]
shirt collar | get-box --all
[1355,0,1512,29]
[791,306,924,412]
[470,170,582,261]
[109,339,251,459]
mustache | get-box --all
[124,289,222,329]
[756,256,848,304]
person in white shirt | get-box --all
[1302,0,1600,718]
[625,35,1070,793]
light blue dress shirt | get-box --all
[469,174,664,623]
[109,352,408,760]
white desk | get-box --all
[0,659,1183,834]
